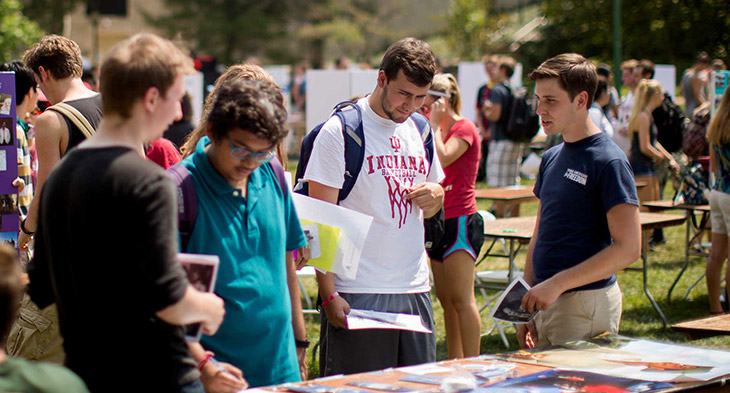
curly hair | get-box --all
[380,37,437,87]
[206,79,287,144]
[23,34,83,80]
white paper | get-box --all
[397,364,454,375]
[346,309,432,333]
[292,193,373,279]
[301,224,321,259]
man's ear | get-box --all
[37,66,49,83]
[575,91,589,110]
[377,70,387,88]
[142,86,160,113]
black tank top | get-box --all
[60,94,103,155]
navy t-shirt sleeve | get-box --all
[599,158,640,212]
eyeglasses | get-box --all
[227,135,275,163]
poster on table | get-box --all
[710,70,730,116]
[496,333,730,383]
[0,73,19,250]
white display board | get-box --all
[457,62,523,124]
[305,69,378,132]
[184,72,204,125]
[264,65,292,114]
[654,65,676,100]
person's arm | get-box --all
[19,111,65,248]
[517,208,540,349]
[308,181,350,329]
[521,203,641,314]
[429,100,470,168]
[188,342,247,393]
[405,182,444,218]
[636,114,664,160]
[286,250,308,381]
[155,285,225,335]
[654,140,679,172]
[484,101,502,122]
[691,74,707,105]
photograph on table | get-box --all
[496,333,730,383]
[483,369,674,392]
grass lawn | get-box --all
[290,164,730,377]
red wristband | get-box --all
[322,292,340,308]
[198,353,213,371]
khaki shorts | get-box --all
[534,281,622,348]
[5,294,65,364]
[710,190,730,235]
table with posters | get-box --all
[255,334,730,393]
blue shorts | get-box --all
[427,213,485,262]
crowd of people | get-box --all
[0,31,727,393]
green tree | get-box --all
[20,0,80,35]
[0,0,44,62]
[520,0,730,80]
[148,0,290,66]
[445,0,504,61]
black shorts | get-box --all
[427,212,484,262]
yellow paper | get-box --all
[300,218,340,272]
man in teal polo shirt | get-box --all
[179,79,309,389]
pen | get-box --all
[209,356,242,380]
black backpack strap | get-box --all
[334,103,364,202]
[166,164,197,252]
[410,111,435,174]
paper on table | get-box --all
[346,309,432,333]
[293,193,373,279]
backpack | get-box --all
[502,85,540,143]
[167,156,289,251]
[682,106,710,159]
[674,162,709,205]
[653,93,688,153]
[293,101,435,201]
[293,100,444,250]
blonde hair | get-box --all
[628,79,663,135]
[430,73,461,115]
[180,63,276,157]
[707,88,730,146]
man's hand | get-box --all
[517,320,537,349]
[200,353,248,393]
[294,246,310,270]
[521,278,563,314]
[429,98,446,129]
[12,177,25,194]
[405,182,444,217]
[297,346,308,381]
[201,292,225,336]
[323,295,350,329]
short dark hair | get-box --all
[499,57,516,78]
[594,80,608,102]
[637,59,655,79]
[206,79,287,144]
[380,37,437,87]
[23,34,83,80]
[100,33,194,118]
[0,244,23,346]
[596,64,612,79]
[529,53,598,107]
[0,61,37,106]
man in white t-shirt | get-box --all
[303,37,445,376]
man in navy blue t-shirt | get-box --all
[517,54,641,349]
